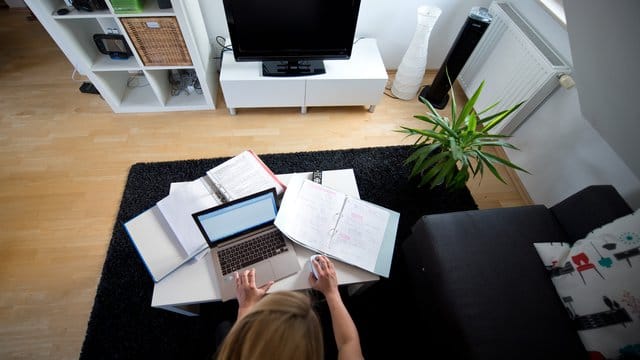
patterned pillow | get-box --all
[534,210,640,360]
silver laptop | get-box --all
[192,188,300,301]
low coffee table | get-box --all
[151,169,380,316]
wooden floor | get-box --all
[0,8,531,359]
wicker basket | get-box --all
[121,17,192,66]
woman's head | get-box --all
[216,291,324,360]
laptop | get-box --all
[192,187,300,301]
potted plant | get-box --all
[396,80,529,190]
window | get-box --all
[538,0,566,26]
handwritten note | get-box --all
[275,177,395,275]
[331,198,389,271]
[286,180,345,251]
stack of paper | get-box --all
[125,150,286,282]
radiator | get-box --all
[458,1,571,135]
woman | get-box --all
[215,255,364,360]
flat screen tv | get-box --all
[222,0,362,77]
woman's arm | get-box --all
[310,255,364,360]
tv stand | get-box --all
[220,38,388,115]
[262,60,326,77]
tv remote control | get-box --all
[312,170,322,184]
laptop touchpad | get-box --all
[253,262,276,287]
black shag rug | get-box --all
[80,145,478,359]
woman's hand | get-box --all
[235,268,273,320]
[308,255,339,297]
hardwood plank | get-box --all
[0,8,531,359]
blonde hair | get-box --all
[216,291,324,360]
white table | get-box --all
[151,169,380,316]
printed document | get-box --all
[206,150,286,201]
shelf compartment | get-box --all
[115,1,176,17]
[145,69,208,109]
[51,8,112,19]
[91,56,140,71]
[120,16,192,66]
[52,17,140,71]
[37,0,110,19]
[93,71,161,112]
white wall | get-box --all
[505,0,640,209]
[200,0,492,70]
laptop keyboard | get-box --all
[218,230,290,275]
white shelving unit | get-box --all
[25,0,217,113]
[220,38,388,115]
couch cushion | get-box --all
[402,206,586,359]
[538,210,640,359]
[551,185,632,243]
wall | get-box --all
[563,0,640,180]
[504,0,640,209]
[199,0,492,70]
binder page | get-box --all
[280,179,346,252]
[206,150,285,200]
[157,179,220,256]
[330,198,390,272]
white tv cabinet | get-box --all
[24,0,217,113]
[219,38,388,115]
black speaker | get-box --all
[419,7,492,109]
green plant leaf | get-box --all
[420,157,449,188]
[453,164,470,185]
[481,151,531,174]
[413,114,440,126]
[406,143,441,178]
[455,81,484,129]
[475,150,507,184]
[405,142,439,164]
[447,68,457,123]
[418,160,443,187]
[432,158,458,189]
[472,140,520,150]
[414,151,450,186]
[419,96,442,120]
[427,112,458,139]
[398,126,449,143]
[466,112,477,134]
[476,109,510,126]
[482,101,524,133]
[477,100,500,116]
[449,137,463,162]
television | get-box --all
[222,0,362,77]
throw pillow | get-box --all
[534,210,640,360]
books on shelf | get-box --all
[275,175,399,277]
[124,150,286,282]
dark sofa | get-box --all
[401,185,633,359]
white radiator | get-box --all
[458,1,571,135]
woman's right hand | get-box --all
[309,255,339,296]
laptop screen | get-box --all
[193,188,278,246]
